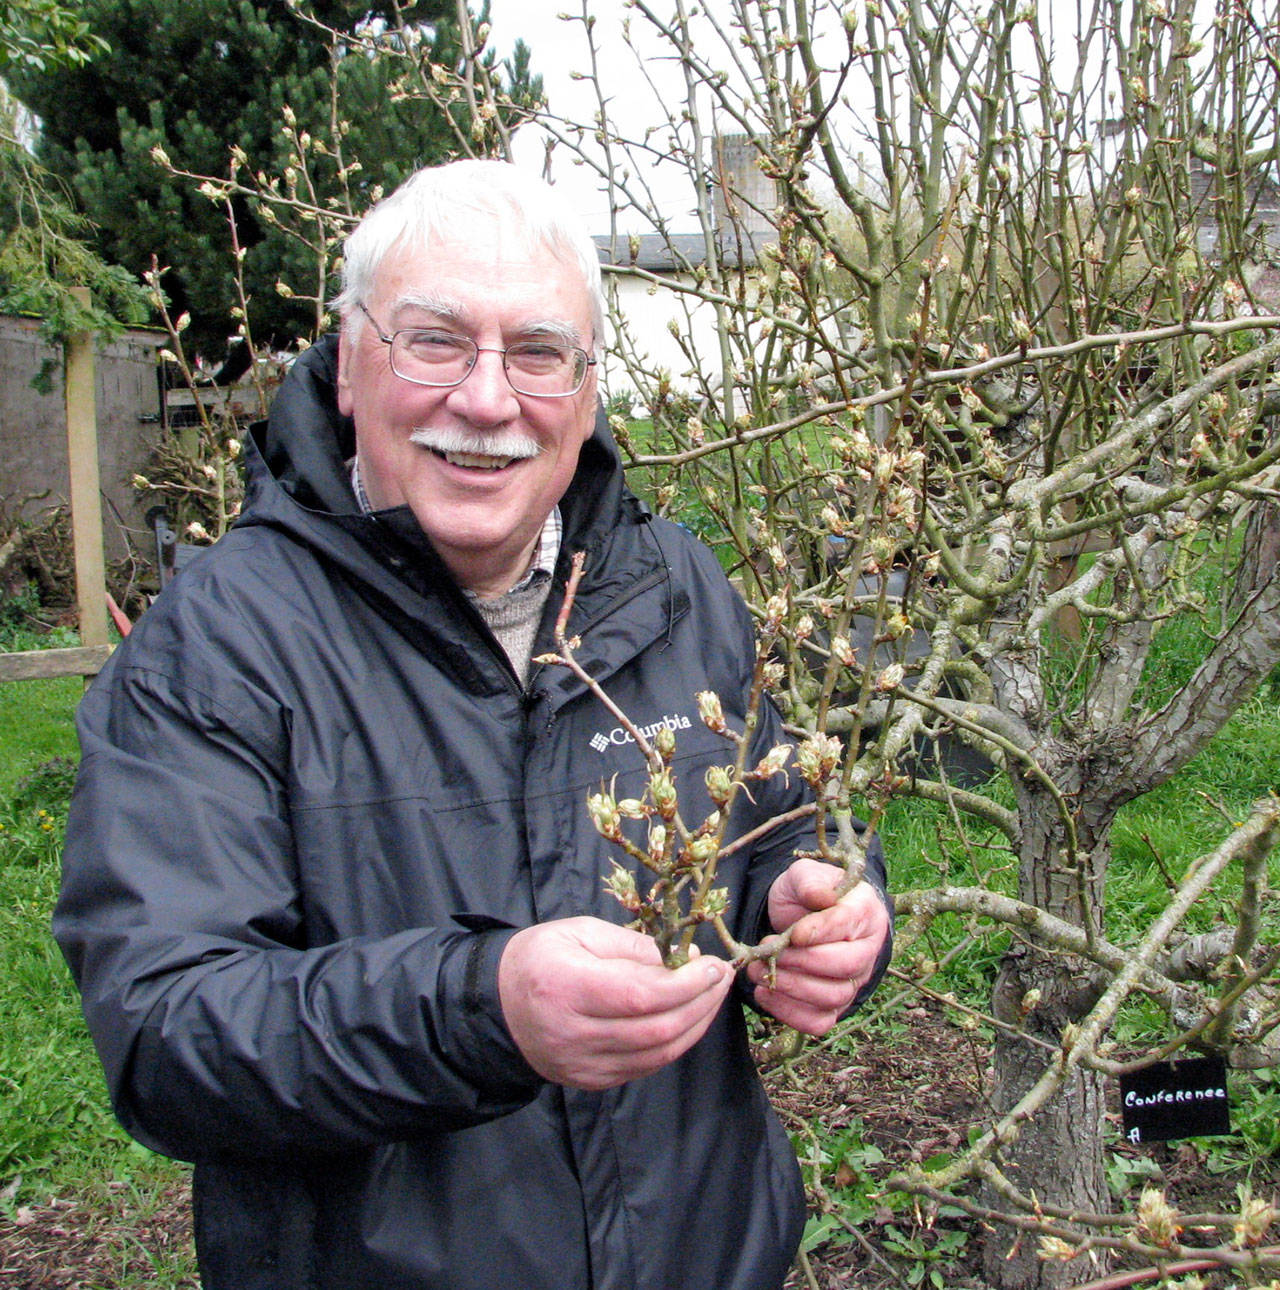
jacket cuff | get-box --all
[443,928,543,1099]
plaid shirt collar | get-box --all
[350,456,561,592]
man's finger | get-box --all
[575,950,732,1020]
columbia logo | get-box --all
[588,712,693,754]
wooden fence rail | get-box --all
[0,645,112,683]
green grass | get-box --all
[0,676,82,798]
[0,682,188,1263]
[0,759,180,1202]
[1108,683,1280,941]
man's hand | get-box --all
[748,858,891,1036]
[498,917,734,1090]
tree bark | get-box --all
[982,774,1115,1289]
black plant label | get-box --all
[1119,1055,1231,1144]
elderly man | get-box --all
[56,160,891,1290]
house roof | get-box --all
[594,228,769,273]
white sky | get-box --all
[484,0,694,231]
[482,0,1055,234]
[481,0,1236,235]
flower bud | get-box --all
[603,860,640,912]
[705,764,734,805]
[686,834,718,863]
[650,770,678,819]
[760,660,785,691]
[754,744,792,778]
[796,733,842,786]
[654,724,677,759]
[647,824,668,863]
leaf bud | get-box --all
[1037,1236,1078,1262]
[1234,1186,1276,1248]
[697,690,726,733]
[1137,1187,1182,1247]
[875,662,905,692]
[587,789,622,841]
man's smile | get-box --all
[409,426,541,474]
[431,447,518,470]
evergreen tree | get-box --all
[1,0,146,336]
[10,1,537,359]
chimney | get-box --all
[712,134,776,238]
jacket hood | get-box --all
[242,332,632,563]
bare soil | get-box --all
[1,1001,1273,1289]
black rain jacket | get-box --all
[55,336,890,1290]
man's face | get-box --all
[337,221,597,597]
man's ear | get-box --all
[336,330,354,417]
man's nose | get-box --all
[446,347,520,423]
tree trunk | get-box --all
[982,774,1115,1289]
[983,948,1110,1288]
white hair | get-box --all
[332,159,603,351]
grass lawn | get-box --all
[0,676,81,798]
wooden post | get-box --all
[64,286,109,652]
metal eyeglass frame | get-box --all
[357,303,596,399]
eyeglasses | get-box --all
[357,303,596,398]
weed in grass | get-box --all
[880,1223,970,1290]
[1194,1067,1280,1178]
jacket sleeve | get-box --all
[54,643,542,1165]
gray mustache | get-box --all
[409,428,542,459]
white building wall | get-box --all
[598,271,730,407]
